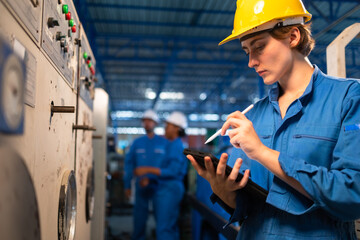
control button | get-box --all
[83,52,88,59]
[56,32,66,41]
[65,12,71,20]
[68,19,74,27]
[47,17,59,28]
[71,25,76,33]
[88,62,92,68]
[68,29,72,38]
[86,59,90,64]
[62,4,68,14]
[75,38,81,46]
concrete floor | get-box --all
[106,207,156,240]
[105,204,192,240]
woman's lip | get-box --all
[257,70,266,76]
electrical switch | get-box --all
[83,52,88,59]
[88,62,92,68]
[56,32,66,41]
[62,4,68,14]
[71,25,76,33]
[47,17,59,28]
[60,38,66,48]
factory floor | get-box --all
[105,203,192,240]
[105,206,156,240]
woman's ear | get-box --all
[289,26,301,48]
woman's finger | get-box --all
[216,153,228,177]
[228,158,243,182]
[204,156,216,177]
[187,155,205,176]
[227,110,247,121]
[221,117,245,135]
[238,169,250,189]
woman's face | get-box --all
[165,123,179,140]
[241,32,293,85]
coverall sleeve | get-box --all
[278,83,360,220]
[123,140,136,189]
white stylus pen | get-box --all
[204,104,254,144]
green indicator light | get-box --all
[69,19,74,27]
[83,52,88,59]
[88,62,92,68]
[62,5,68,14]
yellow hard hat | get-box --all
[219,0,312,45]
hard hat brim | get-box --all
[219,13,311,46]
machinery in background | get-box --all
[0,0,108,239]
[91,88,109,240]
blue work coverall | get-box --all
[124,135,168,240]
[212,66,360,239]
[153,137,188,240]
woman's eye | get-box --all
[256,45,265,52]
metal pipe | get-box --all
[51,105,75,113]
[73,125,96,131]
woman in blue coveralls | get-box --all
[187,0,360,239]
[135,111,188,239]
[124,109,168,240]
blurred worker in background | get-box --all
[187,0,360,239]
[135,111,188,239]
[123,109,168,240]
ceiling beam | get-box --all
[314,4,360,39]
[86,3,235,14]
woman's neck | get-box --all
[278,56,314,98]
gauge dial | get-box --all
[1,54,24,131]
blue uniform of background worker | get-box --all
[187,0,360,239]
[135,111,188,240]
[124,109,168,240]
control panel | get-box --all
[78,25,96,109]
[2,0,43,43]
[41,0,79,86]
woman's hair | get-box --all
[270,23,315,57]
[178,128,186,137]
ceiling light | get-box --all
[199,93,207,100]
[159,92,184,100]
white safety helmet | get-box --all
[142,109,159,123]
[166,111,187,129]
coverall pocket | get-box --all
[289,126,339,168]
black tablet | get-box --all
[183,148,268,202]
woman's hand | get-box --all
[134,166,160,176]
[187,153,250,209]
[222,110,265,160]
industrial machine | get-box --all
[0,0,107,239]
